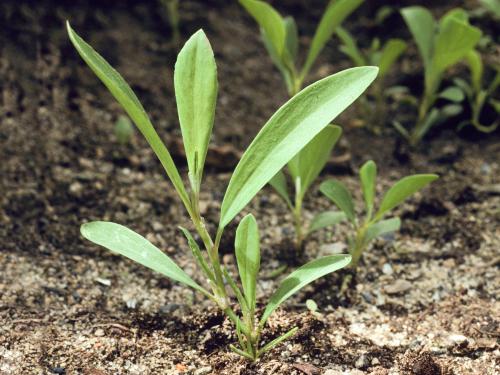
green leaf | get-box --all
[260,255,351,324]
[480,0,500,18]
[81,221,207,294]
[359,160,377,217]
[219,67,378,229]
[66,22,191,210]
[269,171,292,207]
[401,6,435,69]
[308,211,346,234]
[284,16,299,63]
[301,0,364,79]
[365,217,401,244]
[374,174,438,220]
[240,0,286,58]
[376,39,407,77]
[179,226,215,283]
[319,179,355,223]
[438,87,465,102]
[235,214,261,311]
[288,125,342,198]
[174,30,218,189]
[337,26,366,67]
[433,16,482,74]
[114,115,134,145]
[258,326,299,356]
[465,50,483,93]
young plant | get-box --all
[67,22,377,360]
[453,51,500,133]
[241,0,363,253]
[320,161,438,269]
[114,115,134,145]
[336,26,407,133]
[160,0,180,46]
[397,7,482,145]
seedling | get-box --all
[397,7,482,145]
[160,0,180,46]
[241,0,363,253]
[320,161,438,269]
[114,115,134,145]
[337,26,407,133]
[453,51,500,133]
[67,23,377,360]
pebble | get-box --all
[319,242,346,255]
[355,354,369,369]
[94,329,105,337]
[194,366,212,375]
[323,370,342,375]
[384,279,412,295]
[382,263,393,275]
[446,334,468,347]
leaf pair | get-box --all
[320,161,438,266]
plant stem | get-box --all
[350,224,367,268]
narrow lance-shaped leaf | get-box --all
[81,222,208,295]
[174,30,218,189]
[219,67,378,229]
[288,125,342,199]
[235,214,261,311]
[301,0,364,79]
[269,171,292,208]
[364,217,401,244]
[319,179,356,223]
[239,0,286,58]
[376,39,407,78]
[284,16,299,63]
[337,26,366,67]
[308,211,346,235]
[374,174,439,220]
[66,22,191,210]
[400,7,435,69]
[465,50,483,94]
[179,226,215,283]
[260,255,351,325]
[359,160,376,218]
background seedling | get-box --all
[320,160,438,269]
[160,0,180,47]
[397,7,482,145]
[337,25,407,133]
[114,115,134,145]
[241,0,363,253]
[67,23,377,360]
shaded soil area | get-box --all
[0,0,499,374]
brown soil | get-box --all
[1,1,499,374]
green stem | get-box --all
[350,225,367,268]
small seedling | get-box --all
[320,161,438,269]
[397,7,482,145]
[337,25,407,133]
[114,115,134,145]
[160,0,180,46]
[67,22,377,360]
[241,0,363,253]
[453,51,500,133]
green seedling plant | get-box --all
[67,22,377,360]
[320,161,438,269]
[241,0,363,254]
[114,115,134,145]
[160,0,180,46]
[397,7,482,145]
[453,51,500,133]
[336,26,407,132]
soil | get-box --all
[0,1,499,374]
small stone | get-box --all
[323,370,342,375]
[69,181,83,196]
[51,368,65,375]
[475,338,496,349]
[152,221,164,231]
[371,357,380,365]
[446,334,468,348]
[382,263,393,275]
[355,354,369,369]
[384,279,412,295]
[95,277,111,286]
[126,299,137,309]
[94,329,105,337]
[194,366,212,375]
[319,242,346,255]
